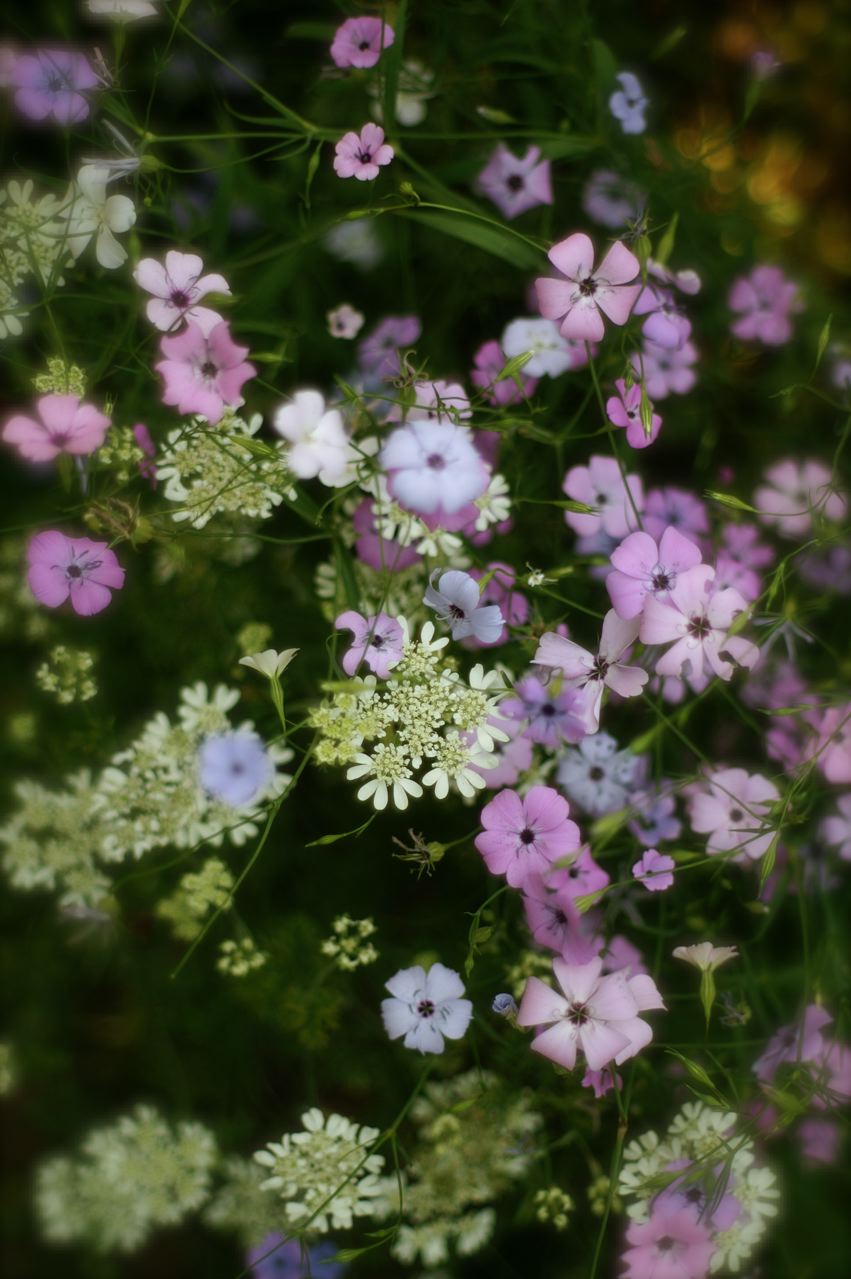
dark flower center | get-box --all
[656,1236,677,1254]
[417,999,435,1018]
[358,150,373,164]
[579,276,598,297]
[589,656,610,680]
[426,453,446,470]
[519,828,536,845]
[589,766,605,781]
[371,634,386,649]
[359,40,372,50]
[200,360,218,378]
[448,603,466,621]
[687,615,711,640]
[651,570,673,591]
[540,702,557,717]
[729,807,744,823]
[171,290,191,308]
[66,564,83,579]
[506,174,525,192]
[567,1001,589,1025]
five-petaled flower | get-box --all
[536,232,641,343]
[381,962,472,1054]
[3,394,110,462]
[333,123,394,181]
[27,530,125,616]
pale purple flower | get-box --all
[633,281,692,350]
[809,703,851,784]
[686,767,780,861]
[581,169,646,229]
[753,1004,832,1082]
[330,16,394,69]
[533,610,648,732]
[381,962,472,1054]
[621,1202,714,1279]
[27,530,125,616]
[326,303,364,339]
[358,314,422,378]
[199,731,273,807]
[12,48,98,124]
[583,1067,620,1098]
[521,872,602,964]
[607,526,703,620]
[609,71,648,135]
[133,251,230,335]
[751,48,783,79]
[335,610,404,678]
[517,956,664,1071]
[821,794,851,861]
[246,1235,345,1279]
[643,487,709,542]
[468,562,529,645]
[728,265,801,345]
[753,459,846,539]
[799,1118,841,1166]
[333,123,394,181]
[471,339,538,405]
[552,845,610,902]
[628,785,681,847]
[714,522,774,601]
[632,848,675,892]
[476,144,553,219]
[155,320,256,425]
[501,317,590,378]
[562,455,644,539]
[536,232,641,343]
[474,786,580,889]
[556,733,641,817]
[641,565,760,683]
[631,339,699,400]
[3,394,110,462]
[424,569,504,643]
[406,379,471,424]
[379,419,489,515]
[501,675,587,748]
[605,378,662,449]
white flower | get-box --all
[502,316,584,378]
[85,0,161,19]
[424,569,504,643]
[346,747,423,811]
[272,389,356,487]
[62,165,136,269]
[239,648,299,679]
[381,962,473,1053]
[673,942,739,972]
[474,472,511,531]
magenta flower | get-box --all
[753,459,846,539]
[335,610,404,678]
[3,394,110,462]
[133,250,230,335]
[632,848,675,892]
[533,609,648,733]
[631,338,698,400]
[380,419,488,515]
[330,17,394,69]
[12,48,98,124]
[728,265,801,345]
[607,526,703,620]
[471,339,538,406]
[562,455,644,539]
[155,320,256,425]
[686,767,780,861]
[517,956,665,1071]
[621,1202,714,1279]
[640,565,760,683]
[605,378,662,450]
[476,144,553,219]
[535,232,641,343]
[133,422,157,486]
[27,530,125,616]
[501,674,587,748]
[333,123,394,181]
[474,786,580,889]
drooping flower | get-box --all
[728,265,801,345]
[609,71,649,135]
[424,569,504,644]
[640,565,760,683]
[475,786,580,888]
[11,48,98,124]
[621,1202,714,1279]
[501,317,590,378]
[62,164,136,269]
[632,849,675,892]
[753,459,846,539]
[562,455,644,539]
[133,250,230,334]
[335,611,404,678]
[476,145,553,219]
[379,419,489,515]
[333,123,394,181]
[381,962,473,1054]
[605,378,662,449]
[557,733,641,817]
[686,768,780,861]
[156,320,256,425]
[326,303,365,339]
[330,16,394,69]
[272,390,355,486]
[673,942,738,972]
[533,610,648,732]
[239,649,299,679]
[471,339,538,405]
[517,956,665,1071]
[536,233,641,342]
[607,526,703,620]
[27,530,125,616]
[198,731,274,807]
[3,394,110,461]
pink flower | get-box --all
[533,609,648,732]
[521,873,601,962]
[3,394,110,461]
[607,526,702,620]
[753,1004,832,1082]
[326,303,364,339]
[470,339,538,406]
[133,250,230,335]
[379,419,489,515]
[562,455,644,539]
[12,48,98,124]
[809,704,851,784]
[686,767,780,861]
[476,144,553,219]
[517,956,665,1071]
[155,320,256,425]
[822,794,851,861]
[640,565,760,683]
[27,530,125,616]
[631,339,698,400]
[632,281,692,350]
[728,265,802,345]
[330,17,394,69]
[474,786,580,888]
[643,487,708,542]
[621,1202,714,1279]
[632,848,675,892]
[335,610,404,678]
[333,123,394,181]
[535,232,641,343]
[753,459,846,539]
[553,845,610,901]
[606,379,662,449]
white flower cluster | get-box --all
[157,856,235,941]
[320,914,379,971]
[217,936,267,977]
[253,1108,385,1235]
[0,179,73,340]
[1,683,292,911]
[311,622,508,809]
[35,645,97,705]
[34,1105,217,1253]
[157,412,297,529]
[204,1156,287,1247]
[619,1101,780,1273]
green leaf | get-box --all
[591,38,617,94]
[813,314,833,373]
[399,208,544,270]
[475,105,517,125]
[301,141,323,211]
[655,213,679,267]
[758,833,779,892]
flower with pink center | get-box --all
[3,394,110,462]
[562,455,644,539]
[607,526,703,620]
[535,232,641,343]
[358,314,421,378]
[335,610,404,678]
[326,303,364,339]
[155,320,256,425]
[632,281,692,350]
[632,848,675,892]
[330,16,394,69]
[517,956,665,1071]
[476,144,553,219]
[640,565,760,683]
[621,1202,715,1279]
[686,767,780,861]
[379,419,489,515]
[753,1004,832,1082]
[809,703,851,784]
[133,250,230,335]
[521,873,602,962]
[631,339,698,400]
[471,339,538,405]
[474,786,580,889]
[501,674,587,748]
[12,48,98,124]
[333,123,394,181]
[643,487,709,543]
[753,459,846,539]
[605,379,662,449]
[533,609,648,733]
[27,530,125,616]
[822,794,851,861]
[728,265,802,345]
